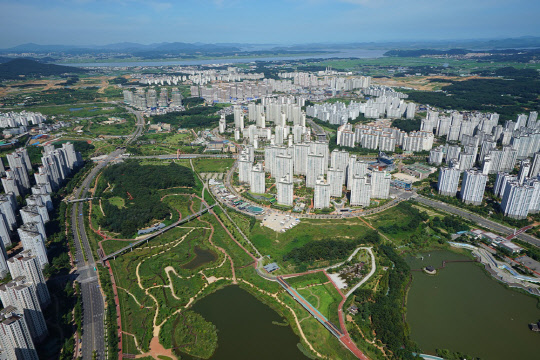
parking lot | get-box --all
[262,211,300,232]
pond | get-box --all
[405,250,540,360]
[181,246,218,270]
[189,285,308,360]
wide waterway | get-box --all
[58,48,386,67]
[189,285,308,360]
[405,250,540,360]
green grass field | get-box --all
[192,158,235,173]
[298,282,342,325]
[108,196,125,208]
[249,217,370,271]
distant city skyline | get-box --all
[0,0,539,48]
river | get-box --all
[58,48,386,67]
[405,250,540,360]
[189,285,308,360]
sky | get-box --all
[0,0,539,47]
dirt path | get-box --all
[135,336,178,360]
[117,286,152,309]
[347,315,390,357]
[123,331,143,353]
[195,212,237,284]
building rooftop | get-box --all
[263,263,280,273]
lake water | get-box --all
[181,246,217,270]
[190,285,308,360]
[405,250,540,360]
[58,49,386,67]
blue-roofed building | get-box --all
[263,263,280,273]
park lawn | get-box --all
[249,217,371,269]
[90,199,104,230]
[286,272,329,288]
[133,144,177,156]
[298,283,342,326]
[279,293,357,360]
[162,194,195,219]
[192,158,235,173]
[364,205,419,243]
[108,196,125,208]
[88,114,136,135]
[164,132,194,145]
[101,239,132,255]
[137,227,213,287]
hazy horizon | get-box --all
[1,0,539,48]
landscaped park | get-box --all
[79,158,540,360]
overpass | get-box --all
[66,197,95,203]
[101,204,215,261]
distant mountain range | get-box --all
[3,37,540,54]
[1,42,246,53]
[0,58,85,80]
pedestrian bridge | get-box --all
[102,204,215,261]
[277,276,343,339]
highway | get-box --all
[72,107,144,359]
[415,195,540,248]
[72,148,124,359]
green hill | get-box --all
[0,58,86,80]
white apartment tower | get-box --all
[350,175,371,207]
[0,278,48,342]
[500,181,534,219]
[438,165,461,197]
[8,251,50,308]
[306,153,326,188]
[17,224,47,268]
[0,309,39,360]
[314,176,331,209]
[277,175,294,207]
[250,163,265,194]
[238,155,252,183]
[327,168,344,197]
[370,171,391,199]
[461,169,487,205]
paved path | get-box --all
[345,247,376,297]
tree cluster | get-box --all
[369,244,417,359]
[391,118,421,132]
[150,106,219,128]
[283,230,380,264]
[406,69,540,121]
[97,161,195,237]
[379,202,429,234]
